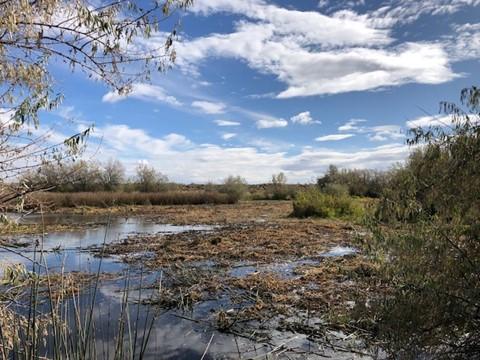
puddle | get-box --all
[320,246,358,257]
[229,258,319,279]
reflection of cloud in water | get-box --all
[0,215,214,274]
[0,215,369,359]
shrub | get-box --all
[134,164,172,192]
[356,87,480,358]
[292,187,362,219]
[321,183,349,197]
[219,176,248,203]
[317,165,388,198]
[270,172,289,200]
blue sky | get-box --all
[42,0,480,183]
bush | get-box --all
[219,176,248,203]
[317,165,388,198]
[357,87,480,358]
[270,172,290,200]
[134,164,172,192]
[321,183,349,197]
[292,187,362,219]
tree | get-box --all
[20,160,103,192]
[317,165,387,197]
[358,86,480,359]
[135,163,169,192]
[101,159,125,191]
[270,172,288,200]
[220,176,248,203]
[0,0,192,206]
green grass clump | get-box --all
[292,187,363,219]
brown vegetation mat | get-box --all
[54,200,294,225]
[97,219,357,265]
[93,210,376,346]
[0,222,89,237]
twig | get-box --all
[200,332,215,360]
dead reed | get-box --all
[27,191,234,209]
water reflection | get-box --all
[0,216,213,273]
[0,214,369,359]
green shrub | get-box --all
[317,165,388,198]
[219,176,248,203]
[321,183,349,197]
[270,172,290,200]
[356,87,480,358]
[292,187,362,219]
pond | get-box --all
[0,214,369,359]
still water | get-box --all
[0,214,368,359]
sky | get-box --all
[41,0,480,183]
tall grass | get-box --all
[0,218,155,359]
[28,190,234,208]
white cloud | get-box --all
[102,83,181,106]
[285,143,410,174]
[405,115,454,128]
[221,133,237,140]
[368,125,404,141]
[214,119,241,126]
[192,100,226,114]
[338,118,366,131]
[290,111,319,125]
[447,22,480,61]
[171,1,457,98]
[365,0,480,28]
[318,0,329,8]
[83,123,410,183]
[315,134,355,141]
[247,138,294,153]
[256,118,288,129]
[190,0,391,47]
[338,119,404,141]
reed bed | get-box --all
[0,223,155,359]
[28,191,234,208]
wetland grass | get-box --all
[27,191,234,209]
[0,219,155,359]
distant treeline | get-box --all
[19,161,306,201]
[21,160,390,198]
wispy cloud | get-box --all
[315,134,355,141]
[214,119,241,126]
[405,115,454,128]
[221,133,237,140]
[368,125,404,141]
[338,119,404,141]
[102,83,181,106]
[192,100,226,114]
[338,118,367,131]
